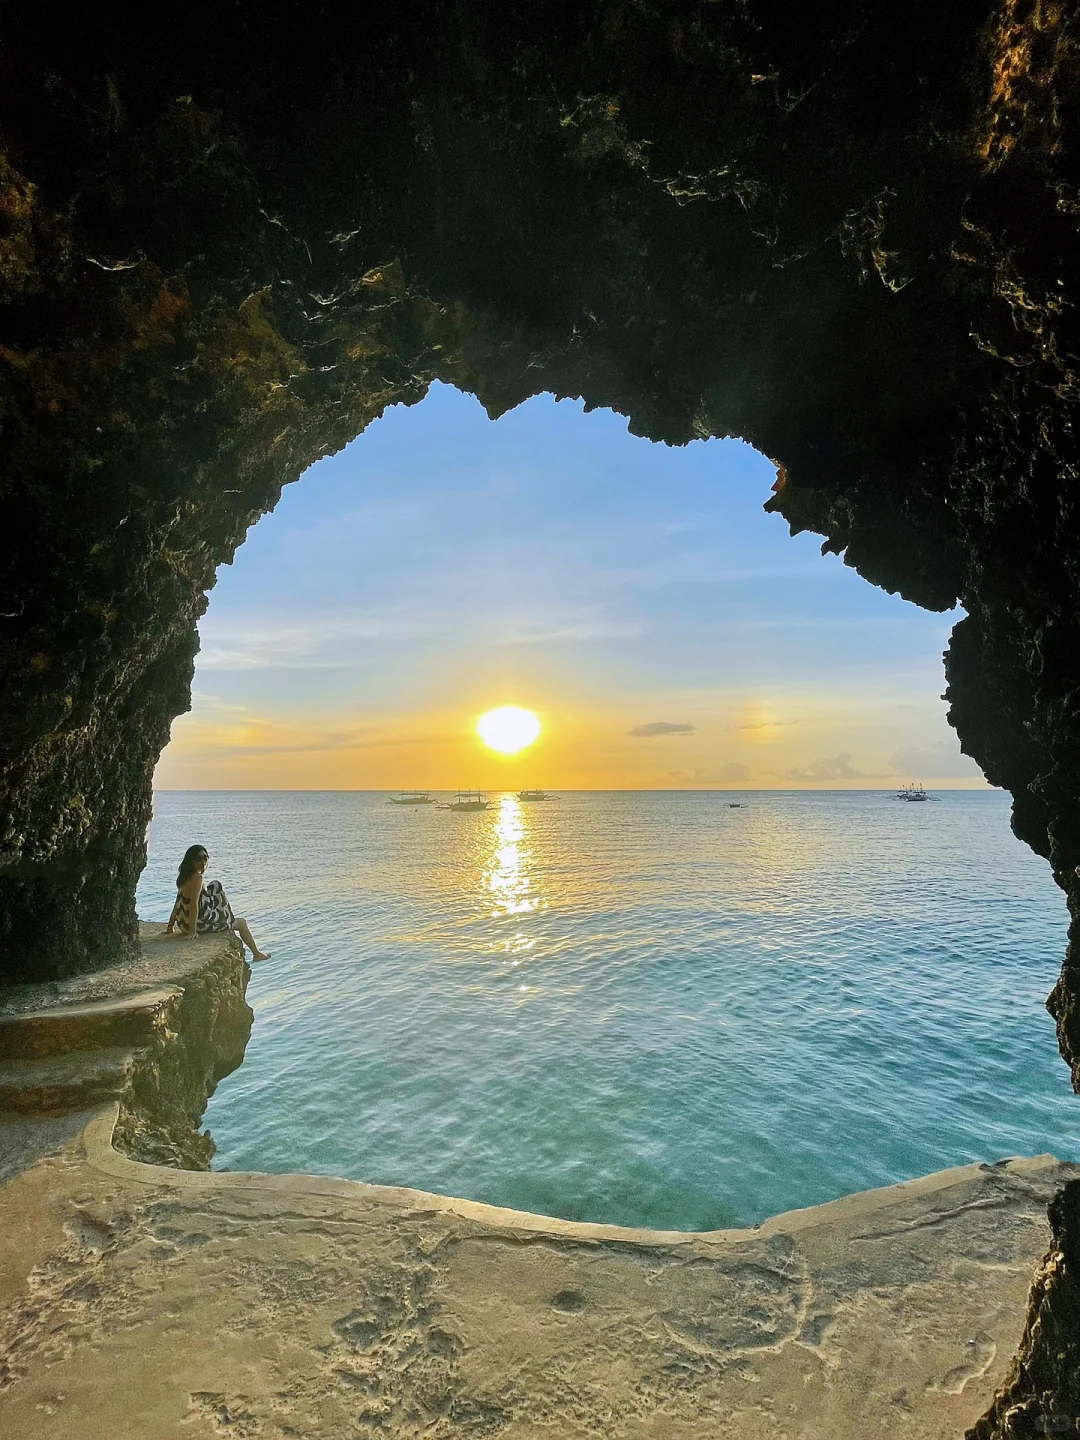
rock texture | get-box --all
[2,0,1080,1427]
[0,1,1077,1013]
[0,926,251,1169]
[968,1178,1080,1439]
[0,1109,1075,1440]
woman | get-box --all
[164,844,271,961]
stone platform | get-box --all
[0,924,252,1170]
[0,933,1074,1438]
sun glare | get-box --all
[477,706,542,755]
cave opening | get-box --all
[152,382,978,795]
[3,0,1080,1423]
[126,382,1076,1232]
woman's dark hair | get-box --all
[176,845,209,890]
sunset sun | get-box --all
[477,706,541,755]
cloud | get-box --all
[667,762,751,784]
[718,761,751,781]
[890,740,983,779]
[785,751,866,782]
[166,700,453,762]
[628,721,696,738]
[501,619,646,644]
[197,610,438,669]
[198,601,648,669]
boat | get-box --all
[388,790,435,805]
[517,789,554,801]
[896,781,929,802]
[444,790,492,812]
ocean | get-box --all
[137,789,1080,1231]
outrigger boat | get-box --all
[517,789,554,801]
[445,790,491,812]
[388,790,436,805]
[896,781,929,802]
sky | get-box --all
[154,382,987,790]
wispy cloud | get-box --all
[628,721,696,738]
[499,619,646,645]
[785,751,866,782]
[197,610,443,670]
[198,602,648,669]
[890,740,983,779]
[668,762,751,783]
[735,719,796,731]
[167,700,452,761]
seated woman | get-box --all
[164,844,271,961]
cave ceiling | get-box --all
[2,6,1080,1432]
[0,0,1077,1064]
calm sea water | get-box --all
[137,790,1079,1231]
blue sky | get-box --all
[155,383,985,789]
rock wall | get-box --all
[112,943,253,1170]
[0,928,253,1171]
[1,1,1079,1425]
[0,0,1076,996]
[967,1177,1080,1439]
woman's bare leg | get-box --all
[234,917,270,961]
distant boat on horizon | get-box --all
[445,790,492,811]
[388,790,436,806]
[517,789,555,801]
[896,781,929,802]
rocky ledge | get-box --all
[0,931,1075,1438]
[1,929,1077,1437]
[0,1109,1074,1440]
[0,923,251,1169]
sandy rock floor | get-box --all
[0,1101,1072,1439]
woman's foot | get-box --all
[233,918,269,960]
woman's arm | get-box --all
[163,895,181,934]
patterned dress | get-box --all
[177,879,236,934]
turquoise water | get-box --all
[137,789,1079,1231]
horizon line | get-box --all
[152,784,999,794]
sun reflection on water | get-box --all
[485,795,541,918]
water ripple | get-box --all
[138,790,1079,1230]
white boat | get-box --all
[445,790,491,812]
[517,789,554,801]
[388,790,435,805]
